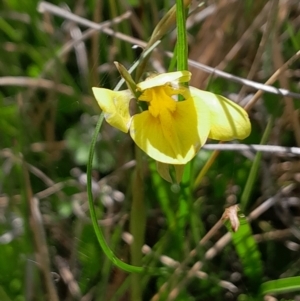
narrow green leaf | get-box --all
[240,117,274,211]
[0,18,21,41]
[225,210,263,291]
[260,276,300,295]
[149,160,176,226]
[176,0,188,71]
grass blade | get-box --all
[260,276,300,295]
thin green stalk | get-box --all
[193,150,220,189]
[96,223,124,301]
[177,162,191,235]
[240,117,274,211]
[260,276,300,296]
[87,113,143,273]
[149,160,175,226]
[130,146,146,301]
[175,0,199,245]
[176,0,188,71]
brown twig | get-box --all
[23,163,59,301]
[272,25,300,146]
[36,1,300,100]
[237,0,278,101]
[244,50,300,111]
[0,76,74,95]
[216,1,270,71]
[54,256,82,300]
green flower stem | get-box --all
[149,160,175,226]
[130,146,146,301]
[179,160,201,244]
[177,163,191,235]
[176,0,194,246]
[176,0,188,71]
[87,113,143,273]
[193,149,221,189]
[240,117,274,211]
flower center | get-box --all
[141,86,177,119]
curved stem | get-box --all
[87,113,144,273]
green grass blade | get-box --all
[174,0,198,246]
[176,0,188,71]
[260,276,300,295]
[149,160,175,226]
[225,211,263,291]
[240,117,274,211]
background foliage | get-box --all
[1,0,300,300]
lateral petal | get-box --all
[92,88,132,133]
[190,87,251,140]
[130,97,210,164]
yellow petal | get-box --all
[130,97,210,164]
[137,71,191,91]
[190,87,251,140]
[92,88,132,133]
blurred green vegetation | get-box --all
[1,0,300,300]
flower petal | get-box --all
[130,97,210,164]
[137,71,191,91]
[190,87,251,140]
[92,88,132,133]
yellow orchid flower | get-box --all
[92,71,251,181]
